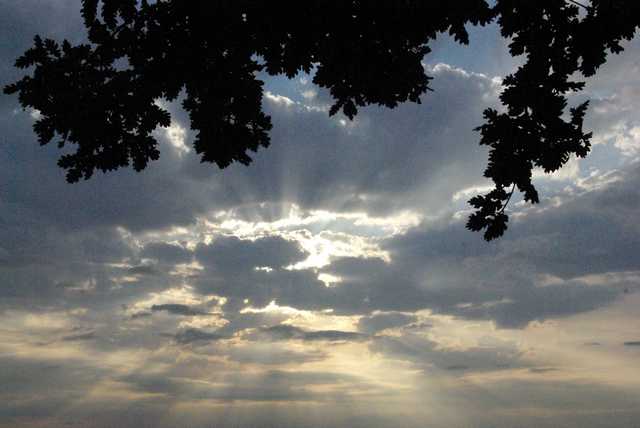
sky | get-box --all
[1,1,640,427]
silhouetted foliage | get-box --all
[4,0,639,239]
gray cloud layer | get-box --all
[2,2,640,426]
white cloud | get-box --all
[264,91,295,107]
[163,121,190,155]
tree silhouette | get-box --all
[4,0,639,240]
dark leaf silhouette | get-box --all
[4,0,639,239]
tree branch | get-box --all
[566,0,591,11]
[499,183,517,215]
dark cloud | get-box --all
[370,334,525,374]
[128,264,162,276]
[140,242,193,264]
[151,304,211,317]
[0,354,106,423]
[189,233,326,309]
[251,324,368,343]
[190,164,640,326]
[118,369,366,403]
[303,330,368,342]
[195,235,306,273]
[0,28,508,323]
[358,312,418,334]
[1,59,499,249]
[185,63,494,217]
[445,365,469,371]
[282,165,640,326]
[130,311,152,319]
[227,344,327,365]
[4,161,637,327]
[61,331,96,342]
[528,367,559,374]
[0,108,209,234]
[169,328,226,345]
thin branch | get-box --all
[566,0,591,11]
[499,183,517,214]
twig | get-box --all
[567,0,591,11]
[499,183,517,214]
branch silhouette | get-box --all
[4,0,639,240]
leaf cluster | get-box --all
[4,0,639,239]
[468,0,638,239]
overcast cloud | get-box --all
[1,2,640,427]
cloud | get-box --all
[528,367,559,374]
[128,264,162,276]
[61,331,96,341]
[370,333,526,374]
[0,354,107,423]
[0,31,509,321]
[251,324,368,343]
[130,311,152,319]
[151,304,211,316]
[358,312,418,334]
[171,60,500,218]
[180,162,640,328]
[302,329,367,341]
[195,235,307,273]
[140,242,193,264]
[444,365,469,371]
[2,5,640,426]
[168,328,226,345]
[227,344,327,365]
[118,369,367,404]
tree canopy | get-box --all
[4,0,639,240]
